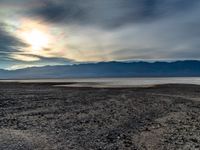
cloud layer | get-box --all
[32,0,197,28]
[0,0,200,69]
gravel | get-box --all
[0,82,200,149]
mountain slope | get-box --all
[1,61,200,79]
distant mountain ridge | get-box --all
[1,60,200,79]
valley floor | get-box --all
[0,82,200,149]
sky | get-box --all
[0,0,200,70]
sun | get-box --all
[24,29,49,51]
[16,19,52,53]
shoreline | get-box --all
[1,77,200,89]
[0,80,199,88]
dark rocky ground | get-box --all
[0,82,200,150]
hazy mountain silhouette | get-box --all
[1,61,200,79]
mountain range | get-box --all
[1,61,200,79]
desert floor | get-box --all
[0,82,200,150]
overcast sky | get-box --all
[0,0,200,69]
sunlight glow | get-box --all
[16,19,53,54]
[24,29,49,51]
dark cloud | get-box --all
[0,24,29,69]
[31,0,199,28]
[0,53,73,69]
[20,54,74,64]
[32,0,86,24]
[0,26,27,53]
[14,56,73,70]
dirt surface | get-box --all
[0,82,200,150]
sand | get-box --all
[0,82,200,150]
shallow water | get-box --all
[1,77,200,87]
